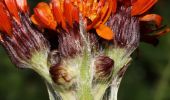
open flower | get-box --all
[31,0,115,40]
[31,0,170,52]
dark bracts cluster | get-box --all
[1,14,49,68]
[57,23,82,58]
[48,27,100,58]
[107,6,140,51]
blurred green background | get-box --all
[0,0,170,100]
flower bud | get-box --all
[94,55,114,80]
[50,65,76,87]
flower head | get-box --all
[0,0,49,68]
[30,0,170,51]
[31,0,115,40]
[30,0,169,98]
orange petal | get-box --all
[16,0,28,12]
[96,24,114,40]
[34,2,57,30]
[86,0,94,6]
[51,0,63,23]
[112,0,117,13]
[131,0,157,16]
[4,0,20,22]
[87,0,112,30]
[98,0,105,7]
[140,14,162,27]
[30,15,41,26]
[0,2,12,36]
[51,0,67,30]
[87,16,101,30]
[100,1,109,22]
[72,6,79,23]
[63,0,73,27]
[102,0,113,24]
[155,28,170,37]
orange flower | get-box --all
[0,0,28,36]
[1,0,168,50]
[31,0,169,42]
[31,0,115,40]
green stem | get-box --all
[109,76,122,100]
[32,65,52,84]
[94,84,108,100]
[79,50,93,100]
[105,48,131,100]
[46,82,61,100]
[59,91,76,100]
[78,13,93,100]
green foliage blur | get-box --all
[0,0,170,100]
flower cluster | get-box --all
[0,0,169,100]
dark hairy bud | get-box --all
[50,65,76,86]
[94,55,114,80]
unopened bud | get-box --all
[50,65,76,87]
[94,55,114,80]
